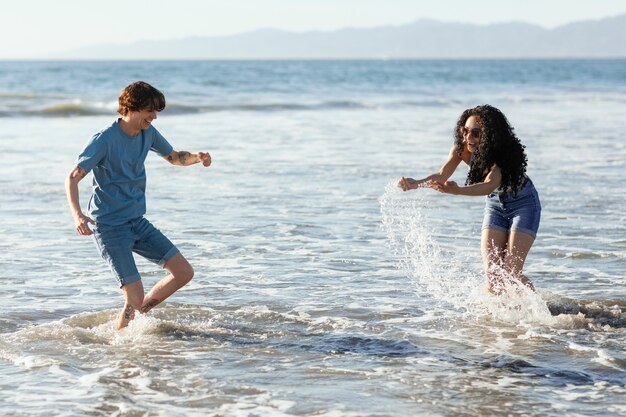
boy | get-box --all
[65,81,211,329]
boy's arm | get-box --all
[65,166,95,235]
[163,151,211,167]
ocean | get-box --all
[0,59,624,416]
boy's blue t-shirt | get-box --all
[76,119,174,226]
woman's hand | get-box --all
[398,177,420,191]
[432,180,460,195]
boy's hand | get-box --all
[198,152,211,167]
[74,214,95,236]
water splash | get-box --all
[380,182,476,305]
[379,181,554,325]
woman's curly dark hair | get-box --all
[454,105,527,194]
[117,81,166,115]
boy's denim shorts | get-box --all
[93,217,179,287]
[482,178,541,238]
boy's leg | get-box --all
[118,280,145,329]
[92,222,144,329]
[141,253,194,313]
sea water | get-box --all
[0,60,624,416]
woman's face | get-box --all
[462,115,481,153]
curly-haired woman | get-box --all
[398,105,541,294]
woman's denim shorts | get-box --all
[482,178,541,238]
[93,217,179,287]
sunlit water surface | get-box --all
[0,60,624,416]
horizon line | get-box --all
[2,57,626,62]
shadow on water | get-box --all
[164,324,427,358]
[163,323,626,389]
[292,335,427,357]
[477,355,626,387]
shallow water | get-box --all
[0,61,625,416]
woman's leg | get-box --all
[481,228,536,294]
[504,231,536,291]
[481,228,508,294]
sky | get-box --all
[2,0,626,59]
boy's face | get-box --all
[129,108,158,130]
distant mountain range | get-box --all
[58,14,626,59]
